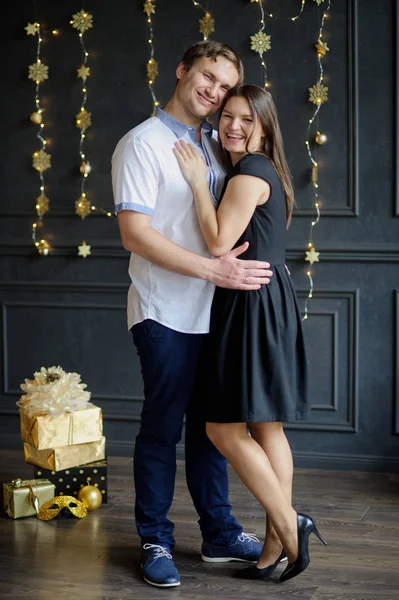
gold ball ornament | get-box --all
[315,131,328,145]
[77,484,102,511]
[30,111,42,124]
[79,161,92,175]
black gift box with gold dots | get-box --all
[33,460,108,503]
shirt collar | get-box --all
[155,107,213,138]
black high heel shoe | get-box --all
[236,549,286,580]
[279,513,327,583]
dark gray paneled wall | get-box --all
[1,0,398,471]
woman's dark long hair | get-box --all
[219,85,295,227]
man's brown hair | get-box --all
[180,40,244,85]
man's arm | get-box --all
[118,211,273,290]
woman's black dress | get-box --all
[206,153,309,423]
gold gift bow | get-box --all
[7,478,50,515]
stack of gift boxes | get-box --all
[3,367,108,519]
[21,402,108,503]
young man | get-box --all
[112,41,273,588]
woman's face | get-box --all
[219,96,265,156]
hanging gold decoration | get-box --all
[76,109,92,131]
[35,193,50,217]
[250,31,271,55]
[305,248,320,265]
[199,13,215,40]
[143,1,155,17]
[311,164,318,188]
[36,239,50,256]
[315,131,328,145]
[146,58,158,82]
[28,61,49,84]
[77,65,91,80]
[80,161,92,175]
[315,39,329,57]
[314,0,325,5]
[25,22,39,36]
[309,82,328,105]
[71,10,93,35]
[75,196,91,219]
[30,111,42,124]
[32,150,51,172]
[78,241,92,258]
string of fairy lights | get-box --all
[70,9,113,258]
[192,1,215,40]
[303,0,331,320]
[249,0,306,89]
[143,1,160,114]
[26,21,51,256]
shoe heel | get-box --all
[312,525,327,546]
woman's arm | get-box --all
[173,140,270,256]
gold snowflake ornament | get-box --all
[71,10,93,35]
[25,22,39,36]
[78,241,91,258]
[199,13,215,40]
[33,150,51,172]
[315,39,329,57]
[77,65,91,80]
[309,82,328,105]
[36,193,50,217]
[305,248,320,265]
[76,109,92,131]
[28,61,49,84]
[143,1,155,17]
[147,58,158,82]
[75,196,91,219]
[250,31,271,55]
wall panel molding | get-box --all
[395,290,399,434]
[287,289,359,433]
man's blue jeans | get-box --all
[132,319,242,549]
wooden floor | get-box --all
[1,450,399,600]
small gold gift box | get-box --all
[20,403,103,450]
[24,436,106,471]
[3,478,55,519]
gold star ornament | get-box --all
[315,39,329,57]
[309,82,328,105]
[25,22,39,36]
[33,150,51,172]
[36,193,50,217]
[250,31,271,55]
[78,241,91,258]
[71,10,93,34]
[75,196,91,219]
[305,248,320,265]
[199,13,215,40]
[28,61,49,84]
[77,65,91,80]
[76,109,92,131]
[143,1,155,17]
[314,0,326,5]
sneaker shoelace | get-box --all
[238,532,260,544]
[143,543,172,560]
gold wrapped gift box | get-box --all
[20,402,103,450]
[24,436,106,471]
[3,478,55,519]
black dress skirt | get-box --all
[205,153,309,423]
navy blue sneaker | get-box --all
[141,543,180,587]
[201,532,262,563]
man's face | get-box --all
[175,56,240,120]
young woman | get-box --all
[173,85,327,583]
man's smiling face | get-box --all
[175,56,240,121]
